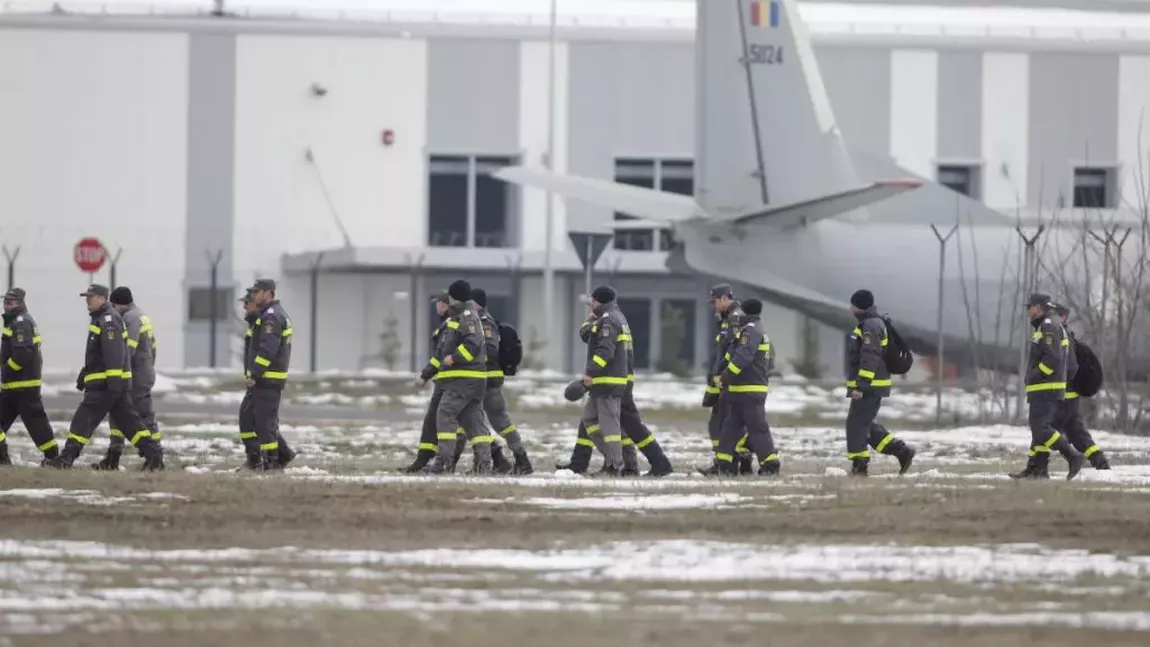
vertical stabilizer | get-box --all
[695,0,859,217]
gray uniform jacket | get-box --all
[120,304,157,391]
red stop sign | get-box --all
[74,237,107,273]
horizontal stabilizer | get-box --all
[492,165,702,224]
[716,179,923,228]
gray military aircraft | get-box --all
[494,0,1143,372]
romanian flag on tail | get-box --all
[749,0,781,29]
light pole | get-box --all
[541,0,558,371]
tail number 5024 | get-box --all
[747,44,784,65]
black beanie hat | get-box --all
[448,280,471,302]
[471,288,487,308]
[591,286,616,304]
[850,289,874,310]
[742,298,763,315]
[110,286,134,306]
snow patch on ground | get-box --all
[0,489,189,506]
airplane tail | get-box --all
[695,0,860,217]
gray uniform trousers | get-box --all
[581,394,623,468]
[108,379,161,456]
[482,384,524,452]
[435,379,492,463]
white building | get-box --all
[3,0,1150,377]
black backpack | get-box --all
[497,321,523,376]
[881,316,914,375]
[1071,338,1104,397]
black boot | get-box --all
[399,449,436,473]
[0,443,10,466]
[896,445,916,475]
[492,445,513,474]
[737,454,754,475]
[421,455,454,475]
[91,451,122,471]
[44,440,82,469]
[451,438,466,468]
[236,453,262,472]
[758,457,782,477]
[260,450,282,471]
[621,449,640,477]
[638,440,673,477]
[511,449,534,475]
[1089,451,1111,470]
[850,458,869,477]
[557,443,593,474]
[141,446,165,472]
[278,442,297,468]
[696,461,720,477]
[1054,438,1084,481]
[592,462,624,478]
[1009,455,1050,480]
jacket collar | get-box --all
[90,302,113,318]
[854,306,879,322]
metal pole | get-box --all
[2,245,19,289]
[930,223,958,424]
[309,252,325,374]
[584,237,593,298]
[107,248,123,290]
[206,249,224,368]
[408,253,424,373]
[1014,225,1045,420]
[540,0,558,372]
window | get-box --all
[617,297,652,370]
[188,287,235,321]
[1073,167,1116,209]
[936,163,981,200]
[613,158,693,251]
[428,154,518,248]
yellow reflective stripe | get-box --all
[0,327,10,337]
[456,344,474,361]
[758,343,770,352]
[244,369,252,379]
[109,429,125,438]
[586,424,601,434]
[88,325,100,334]
[736,435,748,451]
[881,337,889,347]
[728,384,769,393]
[38,438,58,451]
[1025,382,1066,392]
[846,380,858,388]
[852,327,863,336]
[152,431,162,441]
[576,438,595,447]
[1032,331,1042,340]
[0,431,5,443]
[32,336,41,345]
[5,358,22,371]
[429,357,441,368]
[485,370,505,378]
[760,453,779,464]
[83,372,106,382]
[1038,362,1054,376]
[602,435,622,443]
[628,373,636,382]
[1061,338,1069,347]
[592,355,608,368]
[260,441,280,451]
[711,439,720,448]
[129,430,151,446]
[68,433,90,445]
[1043,431,1061,448]
[591,376,628,385]
[435,370,487,379]
[716,452,734,462]
[418,442,438,451]
[263,371,288,380]
[254,356,272,367]
[846,450,870,459]
[105,369,124,377]
[1084,444,1101,457]
[870,379,892,387]
[1,379,42,390]
[726,362,742,375]
[282,327,293,337]
[436,431,458,441]
[616,334,631,342]
[446,320,460,329]
[724,352,731,361]
[622,437,634,447]
[875,433,895,453]
[127,339,139,349]
[239,431,257,439]
[636,435,655,449]
[858,369,876,379]
[1065,391,1079,399]
[499,425,517,437]
[704,386,720,395]
[471,435,495,444]
[244,329,252,338]
[714,334,721,342]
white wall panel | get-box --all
[518,40,570,253]
[1118,55,1150,210]
[0,29,189,369]
[233,35,428,286]
[980,52,1030,209]
[889,49,938,178]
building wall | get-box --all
[6,21,1150,373]
[0,29,189,370]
